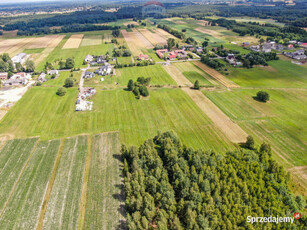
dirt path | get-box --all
[163,65,193,87]
[77,135,92,230]
[193,61,240,88]
[182,88,248,143]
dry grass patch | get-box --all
[195,27,222,37]
[132,28,153,49]
[81,35,102,47]
[63,34,84,49]
[138,29,167,46]
[121,30,143,55]
[154,28,177,39]
[163,65,193,87]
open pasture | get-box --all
[80,35,102,47]
[43,71,81,87]
[173,62,217,86]
[193,61,239,88]
[62,34,84,49]
[228,59,307,88]
[0,86,232,152]
[205,89,307,167]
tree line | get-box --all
[122,131,306,229]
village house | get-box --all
[284,49,307,60]
[0,72,8,80]
[262,42,274,53]
[84,72,95,79]
[38,72,47,82]
[250,45,260,52]
[48,70,59,76]
[10,72,31,80]
[242,42,250,47]
[138,54,149,61]
[94,63,113,76]
[84,55,94,63]
[300,43,307,48]
[226,54,242,66]
[79,87,96,100]
[288,44,294,49]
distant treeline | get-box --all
[157,24,185,40]
[17,24,120,36]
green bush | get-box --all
[56,87,66,96]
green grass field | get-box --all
[0,139,60,229]
[204,89,307,167]
[42,136,87,230]
[173,62,215,86]
[84,132,124,230]
[43,71,81,87]
[0,86,232,152]
[24,48,45,54]
[228,59,307,88]
[84,65,177,88]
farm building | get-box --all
[0,72,8,80]
[84,72,95,79]
[156,49,168,58]
[12,53,28,64]
[3,78,27,86]
[11,72,31,80]
[226,54,242,66]
[250,45,260,52]
[284,49,307,60]
[48,70,59,76]
[242,42,250,47]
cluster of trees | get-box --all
[157,24,185,40]
[113,46,131,57]
[185,37,197,45]
[112,29,120,37]
[239,52,279,68]
[127,77,150,99]
[0,53,35,75]
[122,131,306,229]
[45,58,75,71]
[201,55,224,70]
[127,24,135,29]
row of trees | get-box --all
[157,24,185,40]
[122,131,306,229]
[200,55,224,70]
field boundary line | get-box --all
[77,135,92,230]
[0,138,40,217]
[36,139,65,230]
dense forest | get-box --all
[122,131,306,229]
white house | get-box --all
[94,63,113,76]
[85,55,94,63]
[12,53,28,64]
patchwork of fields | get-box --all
[0,132,124,229]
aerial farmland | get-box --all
[0,0,306,229]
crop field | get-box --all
[0,139,60,229]
[84,65,176,88]
[80,35,102,47]
[84,132,125,230]
[63,34,84,49]
[138,28,167,46]
[36,36,114,71]
[228,59,307,88]
[42,136,87,230]
[173,62,217,86]
[204,89,307,167]
[0,86,233,152]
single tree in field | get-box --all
[127,79,134,91]
[202,41,208,48]
[167,38,175,51]
[256,91,270,102]
[112,30,120,37]
[193,80,200,90]
[64,77,74,88]
[245,135,255,149]
[133,87,140,99]
[56,87,66,96]
[25,59,35,72]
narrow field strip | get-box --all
[84,132,125,230]
[77,135,92,230]
[154,28,177,39]
[183,88,248,143]
[138,29,167,46]
[63,34,84,49]
[36,139,65,230]
[132,28,153,49]
[163,64,193,87]
[0,138,39,212]
[42,136,87,230]
[193,61,240,88]
[0,140,60,229]
[81,35,102,47]
[121,30,143,55]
